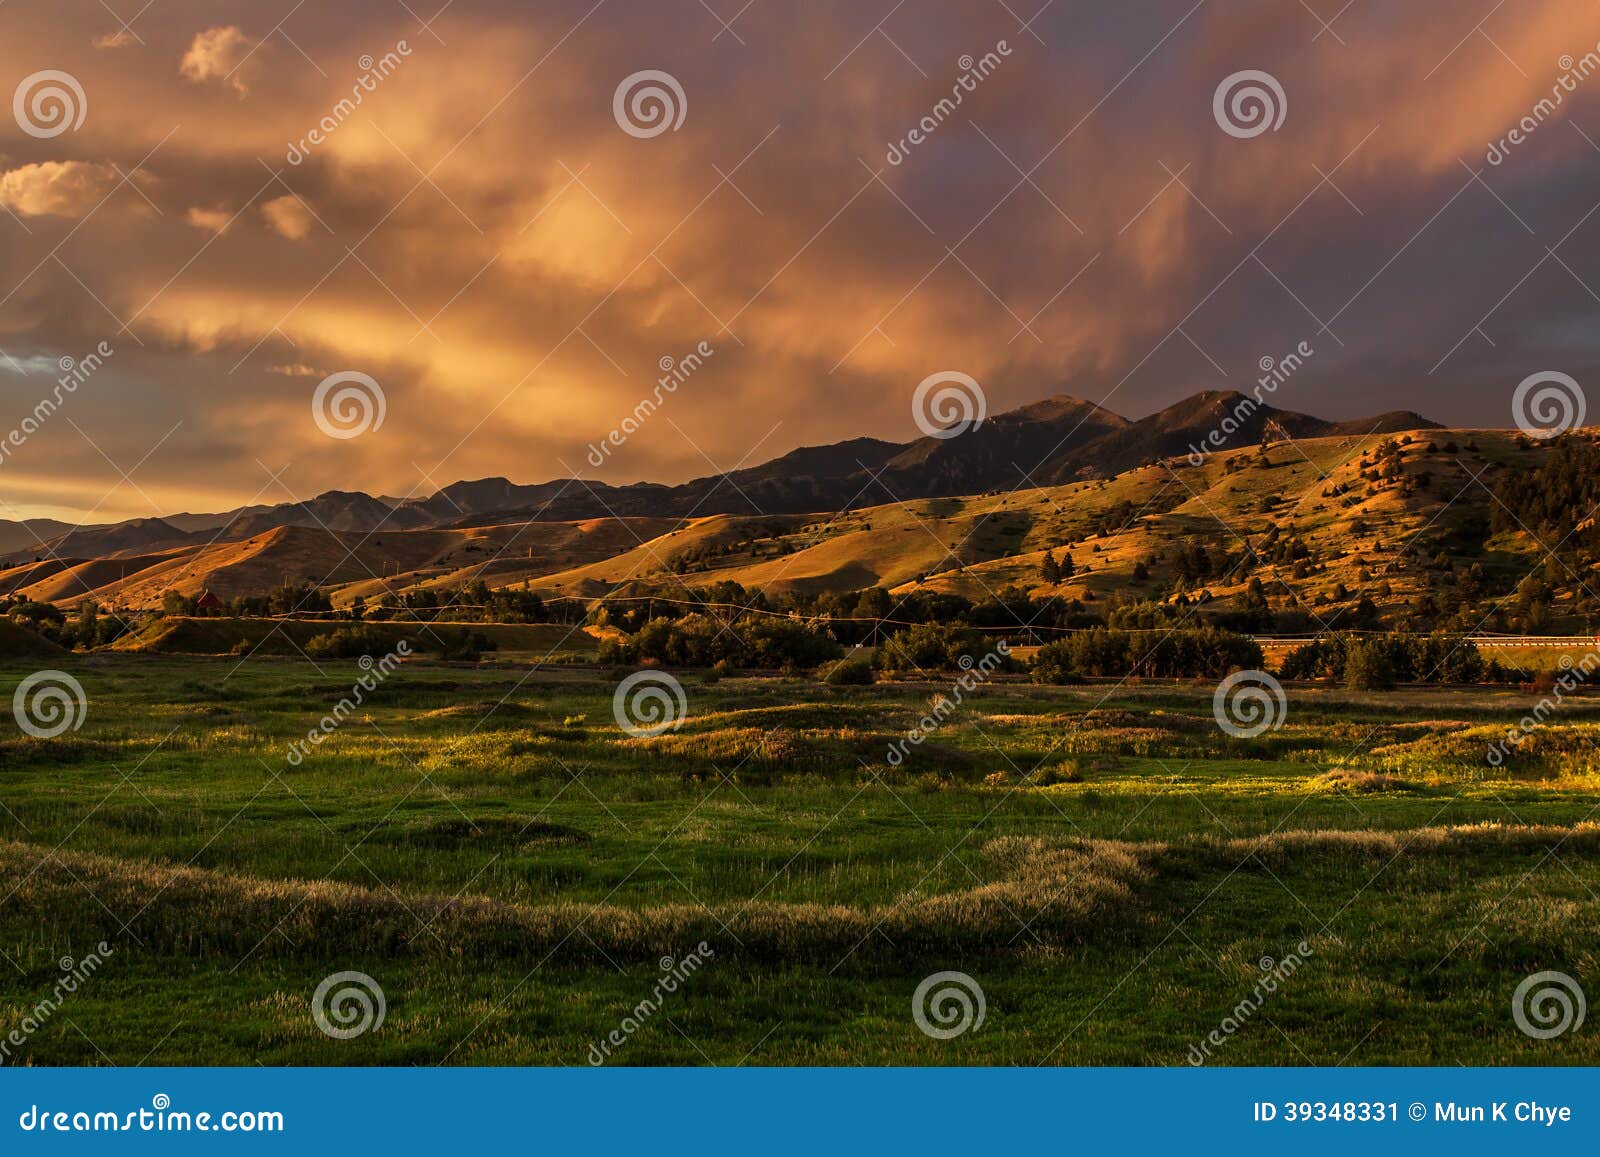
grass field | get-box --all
[2,653,1598,1066]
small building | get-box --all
[194,589,225,616]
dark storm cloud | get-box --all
[0,0,1598,519]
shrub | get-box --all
[875,623,1006,673]
[607,613,840,670]
[743,618,842,669]
[1030,627,1262,682]
[822,657,874,685]
[307,625,493,662]
[305,625,400,659]
[1031,759,1084,786]
[1343,639,1395,690]
[1281,633,1486,685]
[430,628,496,662]
[1029,644,1085,684]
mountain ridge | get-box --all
[0,390,1441,566]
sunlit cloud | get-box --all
[0,161,121,217]
[92,29,136,50]
[260,194,315,240]
[184,205,233,234]
[1,0,1598,525]
[179,25,255,96]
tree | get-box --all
[161,590,196,616]
[875,623,1000,673]
[854,587,892,620]
[1344,639,1395,690]
[1039,551,1061,584]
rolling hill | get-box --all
[0,517,683,610]
[9,389,1583,634]
[3,390,1439,574]
[520,426,1565,636]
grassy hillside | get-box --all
[924,428,1504,607]
[1,517,684,611]
[8,426,1586,638]
[526,429,1545,633]
[0,618,65,657]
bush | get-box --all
[822,657,874,685]
[1281,633,1485,685]
[874,623,1006,673]
[429,628,496,662]
[305,624,494,662]
[1343,639,1395,690]
[305,625,400,659]
[606,613,841,670]
[743,619,842,668]
[1029,644,1085,684]
[1030,759,1084,786]
[1030,627,1262,682]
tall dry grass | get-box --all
[0,835,1154,965]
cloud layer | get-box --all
[2,0,1600,521]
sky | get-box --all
[2,0,1600,523]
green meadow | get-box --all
[1,654,1597,1066]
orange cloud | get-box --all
[179,26,255,96]
[2,0,1599,524]
[0,161,121,217]
[184,206,233,234]
[261,194,314,240]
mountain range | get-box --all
[0,390,1436,565]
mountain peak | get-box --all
[1001,394,1131,426]
[19,389,1444,546]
